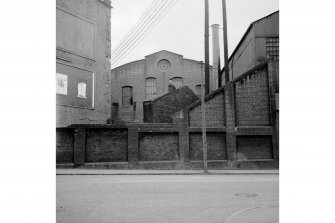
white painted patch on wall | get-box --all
[56,73,68,95]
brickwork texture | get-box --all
[189,92,225,127]
[56,128,74,163]
[139,132,179,161]
[234,67,270,126]
[85,129,128,162]
[189,133,227,160]
[144,86,198,123]
[236,135,273,160]
[56,61,278,169]
[111,50,213,123]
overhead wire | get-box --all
[111,0,171,66]
[110,0,162,59]
[111,0,179,68]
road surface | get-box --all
[57,175,278,223]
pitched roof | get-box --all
[144,50,183,58]
[227,11,279,65]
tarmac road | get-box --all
[56,175,278,223]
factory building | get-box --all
[220,11,279,90]
[110,50,213,123]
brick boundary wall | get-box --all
[56,60,278,170]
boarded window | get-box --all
[266,37,279,60]
[145,77,157,100]
[170,77,183,89]
[122,86,133,106]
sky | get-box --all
[110,0,279,68]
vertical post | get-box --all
[225,83,237,161]
[204,0,210,95]
[222,0,230,83]
[267,61,279,160]
[200,62,208,173]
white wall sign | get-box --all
[77,82,87,98]
[56,73,68,95]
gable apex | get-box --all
[145,50,183,58]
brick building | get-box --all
[56,0,112,127]
[56,60,279,169]
[110,50,213,123]
[143,86,199,123]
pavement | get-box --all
[56,169,279,175]
[57,174,279,223]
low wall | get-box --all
[56,128,74,164]
[56,123,278,169]
[85,128,128,163]
[189,132,227,160]
[236,135,273,160]
[56,60,278,170]
[139,132,179,161]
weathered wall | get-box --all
[111,50,212,123]
[234,66,270,126]
[56,61,278,169]
[56,128,74,163]
[188,91,225,127]
[111,60,146,122]
[85,129,128,163]
[139,132,179,161]
[56,0,111,127]
[187,61,277,163]
[144,86,198,123]
[189,133,227,160]
[236,136,273,160]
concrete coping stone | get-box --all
[56,169,279,175]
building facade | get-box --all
[111,50,213,123]
[221,11,279,90]
[56,0,112,127]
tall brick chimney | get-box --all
[211,24,221,91]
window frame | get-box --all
[266,37,279,61]
[122,86,133,106]
[145,77,157,100]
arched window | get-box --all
[157,59,171,72]
[145,77,157,100]
[170,77,183,89]
[122,86,133,106]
